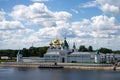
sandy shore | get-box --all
[64,66,118,70]
[0,62,119,70]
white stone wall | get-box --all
[23,57,44,63]
[68,54,94,63]
[44,55,59,62]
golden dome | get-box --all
[60,42,63,45]
[54,38,61,45]
[49,41,53,45]
[56,41,61,45]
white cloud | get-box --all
[80,0,98,8]
[0,19,34,49]
[10,3,52,21]
[33,23,74,39]
[81,0,120,16]
[54,11,72,21]
[90,15,120,38]
[91,15,117,30]
[2,3,72,49]
[71,15,120,39]
[100,3,119,15]
[10,3,72,28]
[31,0,49,2]
[71,9,79,14]
[0,9,6,21]
[0,20,25,30]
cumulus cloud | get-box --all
[10,3,72,27]
[100,3,119,15]
[0,20,34,40]
[71,15,120,39]
[32,22,75,39]
[0,20,24,30]
[0,18,34,49]
[81,0,120,16]
[90,15,120,38]
[10,3,51,21]
[71,19,91,38]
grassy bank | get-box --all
[0,59,16,62]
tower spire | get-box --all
[62,36,69,49]
[32,43,33,47]
[73,42,76,49]
[72,42,77,52]
[64,36,66,40]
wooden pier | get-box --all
[38,64,63,69]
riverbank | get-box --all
[0,62,119,70]
[64,66,119,70]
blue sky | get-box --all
[0,0,120,50]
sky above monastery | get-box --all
[0,0,120,50]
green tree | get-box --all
[99,47,112,53]
[88,46,93,52]
[28,46,49,57]
[38,46,49,57]
[113,50,120,54]
[22,48,29,57]
[78,45,88,52]
[29,47,37,56]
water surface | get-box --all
[0,67,120,80]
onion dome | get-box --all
[56,41,61,45]
[54,38,61,45]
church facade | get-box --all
[44,38,101,63]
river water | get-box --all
[0,67,120,80]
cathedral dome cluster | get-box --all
[49,37,69,49]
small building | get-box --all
[1,56,10,60]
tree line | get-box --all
[0,45,120,59]
[0,46,49,59]
[78,45,114,53]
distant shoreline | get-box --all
[64,66,118,70]
[0,62,119,70]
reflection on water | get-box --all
[0,67,14,73]
[0,67,120,80]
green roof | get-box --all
[17,50,21,55]
[96,50,100,55]
[62,39,69,48]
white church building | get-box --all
[44,38,101,63]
